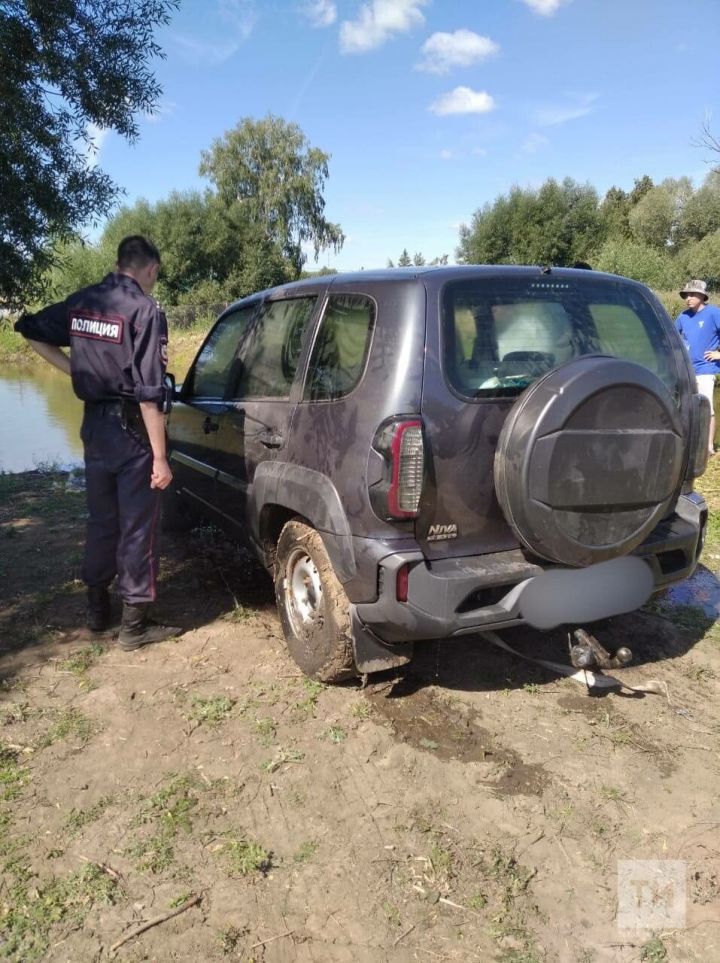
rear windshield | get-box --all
[442,276,680,400]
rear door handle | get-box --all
[203,416,220,434]
[258,430,284,448]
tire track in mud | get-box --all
[365,678,551,797]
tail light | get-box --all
[369,418,425,520]
[396,563,410,602]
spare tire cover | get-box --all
[494,355,685,567]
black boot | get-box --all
[86,586,110,632]
[118,602,182,651]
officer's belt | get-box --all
[84,398,139,414]
[84,399,149,445]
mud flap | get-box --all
[350,609,414,673]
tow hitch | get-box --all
[568,628,632,671]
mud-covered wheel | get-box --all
[161,486,193,533]
[274,520,356,683]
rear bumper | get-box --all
[354,492,707,644]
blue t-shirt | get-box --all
[675,304,720,374]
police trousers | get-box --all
[80,402,162,604]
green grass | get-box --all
[293,840,318,863]
[127,833,176,875]
[127,772,206,876]
[0,862,117,962]
[260,748,304,773]
[0,747,29,802]
[640,935,668,962]
[65,795,115,836]
[293,678,325,715]
[220,835,272,876]
[186,695,236,726]
[138,773,200,835]
[36,708,97,750]
[321,725,347,744]
[59,644,105,689]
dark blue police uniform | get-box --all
[15,273,169,604]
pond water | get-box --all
[0,363,83,473]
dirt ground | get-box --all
[1,469,720,963]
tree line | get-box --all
[456,172,720,293]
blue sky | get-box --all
[93,0,720,271]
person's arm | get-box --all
[139,402,173,490]
[26,339,71,375]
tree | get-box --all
[0,0,178,306]
[599,186,632,240]
[413,252,425,266]
[199,115,344,276]
[397,248,412,266]
[457,177,600,267]
[676,231,720,288]
[676,170,720,245]
[628,178,692,250]
[594,237,681,291]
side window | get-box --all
[234,297,316,399]
[304,294,376,401]
[189,305,256,398]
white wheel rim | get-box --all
[285,547,323,633]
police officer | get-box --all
[15,235,181,650]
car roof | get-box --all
[220,264,653,315]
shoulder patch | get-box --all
[69,311,124,344]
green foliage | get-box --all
[676,231,720,288]
[594,238,682,290]
[220,835,272,876]
[397,248,412,266]
[676,169,720,244]
[629,177,693,249]
[0,862,117,962]
[199,114,344,274]
[0,1,178,306]
[457,177,600,267]
[0,747,29,802]
[186,695,236,726]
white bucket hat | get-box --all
[680,279,709,300]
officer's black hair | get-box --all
[117,235,161,270]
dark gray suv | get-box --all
[166,266,709,681]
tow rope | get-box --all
[479,630,668,696]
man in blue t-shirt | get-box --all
[676,278,720,455]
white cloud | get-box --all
[535,93,598,126]
[173,0,256,64]
[301,0,336,27]
[429,86,495,116]
[439,149,455,160]
[144,100,177,124]
[218,0,257,38]
[522,132,549,153]
[340,0,428,54]
[417,29,499,74]
[521,0,571,15]
[85,123,109,169]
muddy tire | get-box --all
[274,520,356,683]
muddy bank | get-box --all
[1,468,719,961]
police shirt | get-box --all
[14,272,168,404]
[675,303,720,375]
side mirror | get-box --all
[162,372,178,414]
[163,371,179,399]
